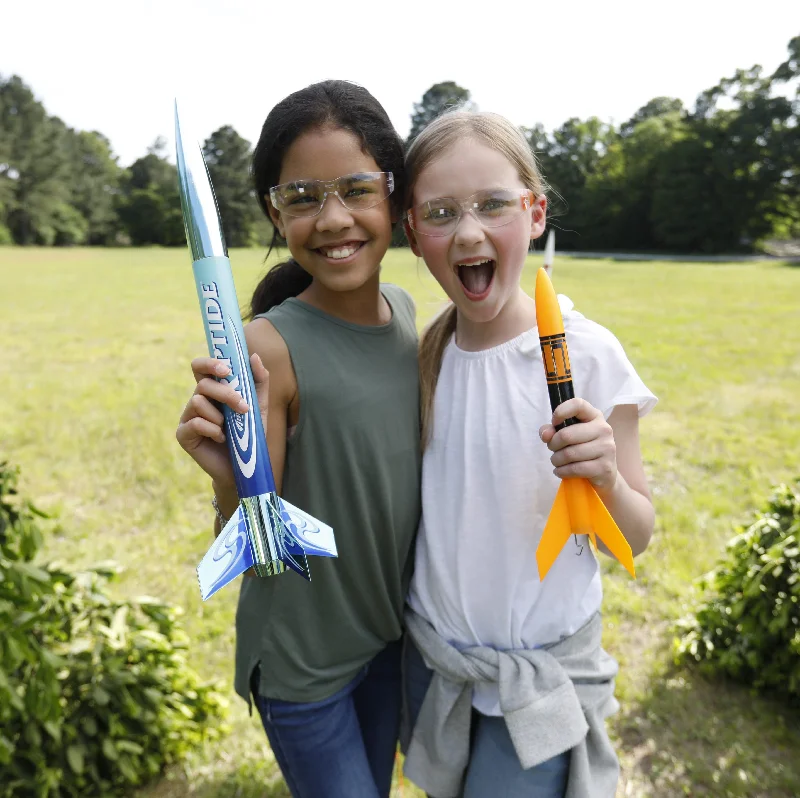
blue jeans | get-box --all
[252,639,402,798]
[403,637,570,798]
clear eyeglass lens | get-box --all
[410,189,530,236]
[270,172,393,217]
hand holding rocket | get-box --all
[534,268,636,581]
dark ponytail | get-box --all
[248,80,405,318]
[249,258,312,319]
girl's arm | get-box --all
[596,404,654,557]
[540,399,655,558]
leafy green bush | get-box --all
[675,479,800,699]
[0,461,228,796]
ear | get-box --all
[529,194,547,242]
[266,197,285,239]
[404,220,422,257]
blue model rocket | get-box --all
[175,104,337,601]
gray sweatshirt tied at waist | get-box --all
[402,609,620,798]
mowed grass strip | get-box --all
[2,246,799,797]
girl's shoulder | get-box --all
[563,302,626,361]
[246,313,292,359]
[244,315,297,407]
[381,283,417,323]
[563,305,657,418]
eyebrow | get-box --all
[421,196,458,205]
[339,173,375,185]
[418,189,512,204]
[278,172,378,192]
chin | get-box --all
[318,267,380,294]
[453,289,510,324]
[458,304,501,325]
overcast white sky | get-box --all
[3,0,798,166]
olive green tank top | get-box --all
[234,283,421,704]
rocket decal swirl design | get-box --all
[227,318,257,479]
[201,509,255,598]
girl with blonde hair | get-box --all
[400,111,657,798]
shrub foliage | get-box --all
[675,479,800,698]
[0,461,227,796]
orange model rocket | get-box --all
[535,267,636,581]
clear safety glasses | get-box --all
[269,172,395,218]
[406,188,536,237]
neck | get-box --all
[297,271,390,326]
[455,288,537,351]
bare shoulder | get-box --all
[245,317,296,405]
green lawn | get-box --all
[1,246,799,797]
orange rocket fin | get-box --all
[536,479,636,581]
[585,482,636,579]
[536,482,573,581]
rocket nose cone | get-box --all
[535,267,564,337]
[174,102,227,261]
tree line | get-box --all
[1,35,797,253]
[0,81,265,249]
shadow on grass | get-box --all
[137,754,419,798]
[136,767,291,798]
[616,661,800,797]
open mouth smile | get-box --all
[455,258,496,301]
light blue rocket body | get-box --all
[193,257,276,498]
[175,104,337,601]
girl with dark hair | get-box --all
[176,81,420,798]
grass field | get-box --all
[2,246,799,797]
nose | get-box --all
[453,208,485,247]
[315,191,354,233]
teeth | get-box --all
[323,245,358,259]
[457,258,492,267]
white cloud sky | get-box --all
[3,0,798,166]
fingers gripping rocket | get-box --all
[534,267,635,581]
[175,104,337,601]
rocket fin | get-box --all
[276,533,310,581]
[536,482,573,581]
[585,483,636,578]
[278,498,338,558]
[197,507,255,601]
[196,493,339,598]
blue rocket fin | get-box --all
[279,498,338,559]
[197,507,255,601]
[196,493,338,599]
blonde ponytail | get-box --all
[419,303,458,448]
